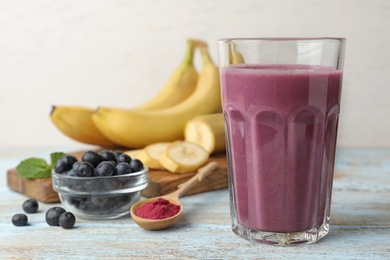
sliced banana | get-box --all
[184,113,226,154]
[123,149,143,160]
[159,141,209,173]
[136,143,170,170]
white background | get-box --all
[1,0,389,148]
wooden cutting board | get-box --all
[7,168,60,203]
[142,153,228,198]
[6,151,228,203]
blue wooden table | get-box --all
[1,147,389,259]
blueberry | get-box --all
[54,159,68,174]
[67,169,78,177]
[91,196,109,206]
[114,151,123,157]
[82,150,103,167]
[68,196,84,206]
[22,199,39,213]
[59,212,76,229]
[96,161,115,176]
[130,159,144,172]
[108,160,117,167]
[80,197,117,211]
[45,207,66,226]
[72,161,80,170]
[117,153,131,164]
[60,155,78,168]
[99,150,117,163]
[93,168,98,177]
[76,162,94,177]
[78,199,93,210]
[12,213,28,226]
[114,162,132,175]
[55,155,78,174]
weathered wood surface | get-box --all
[1,147,389,259]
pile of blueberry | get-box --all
[53,150,145,216]
[11,199,75,229]
[54,150,144,177]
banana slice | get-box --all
[136,143,170,170]
[123,149,143,160]
[184,113,226,154]
[159,141,209,173]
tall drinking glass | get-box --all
[217,38,346,245]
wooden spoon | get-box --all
[130,161,219,231]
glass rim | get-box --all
[218,37,346,43]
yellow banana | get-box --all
[184,113,226,154]
[159,141,209,173]
[50,40,198,147]
[135,39,198,110]
[123,149,142,159]
[229,44,245,64]
[92,42,222,148]
[50,106,118,147]
[136,142,170,170]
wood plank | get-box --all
[333,148,390,191]
[6,169,59,203]
[331,190,390,226]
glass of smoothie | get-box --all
[217,38,346,245]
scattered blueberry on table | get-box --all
[58,211,76,229]
[12,213,28,227]
[12,198,76,229]
[46,207,66,226]
[22,199,39,213]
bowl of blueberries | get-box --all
[52,150,148,220]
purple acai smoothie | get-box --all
[220,64,343,233]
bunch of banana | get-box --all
[92,41,222,148]
[50,39,199,146]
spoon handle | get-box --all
[172,161,219,199]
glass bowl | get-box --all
[52,167,148,220]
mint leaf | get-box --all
[16,158,51,179]
[50,152,66,170]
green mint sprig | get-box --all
[16,152,66,179]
